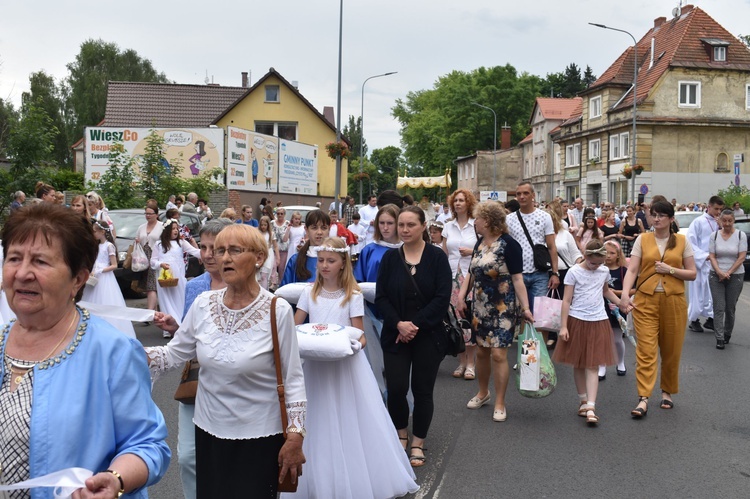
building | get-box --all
[521,97,582,202]
[555,4,750,205]
[72,68,348,207]
[455,124,522,200]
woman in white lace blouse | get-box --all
[147,224,306,497]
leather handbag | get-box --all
[270,296,299,493]
[173,360,199,404]
[123,243,134,270]
[399,248,466,357]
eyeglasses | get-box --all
[214,246,248,257]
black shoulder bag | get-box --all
[516,212,552,272]
[399,247,465,357]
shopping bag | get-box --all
[516,323,557,398]
[131,243,149,272]
[533,289,562,332]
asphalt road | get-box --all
[132,283,750,498]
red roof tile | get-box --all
[591,5,750,111]
[534,97,582,121]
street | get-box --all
[135,284,750,498]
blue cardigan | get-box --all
[0,311,171,498]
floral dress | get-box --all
[469,234,524,348]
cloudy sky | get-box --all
[2,1,748,152]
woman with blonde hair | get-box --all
[34,181,56,202]
[70,194,92,220]
[442,188,478,380]
[457,202,533,422]
[598,240,629,380]
[87,191,117,238]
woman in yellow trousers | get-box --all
[619,200,697,418]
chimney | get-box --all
[501,125,512,150]
[241,72,249,88]
[654,16,666,28]
[291,80,299,89]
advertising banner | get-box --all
[278,139,318,195]
[227,127,279,192]
[84,127,225,183]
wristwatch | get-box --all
[669,267,675,275]
[549,271,560,277]
[287,427,306,438]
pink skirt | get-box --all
[552,317,616,368]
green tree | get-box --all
[393,65,541,180]
[0,98,18,157]
[739,34,750,47]
[92,141,138,209]
[66,39,169,142]
[23,70,71,167]
[370,146,405,192]
[583,65,597,88]
[6,100,58,174]
[137,129,169,202]
[540,63,596,97]
[342,115,366,161]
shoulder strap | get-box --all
[515,212,535,248]
[399,246,428,306]
[269,296,288,438]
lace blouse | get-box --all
[146,288,306,440]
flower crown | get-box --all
[311,245,349,254]
[91,219,111,232]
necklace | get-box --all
[405,259,418,275]
[6,309,78,386]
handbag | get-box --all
[123,244,134,270]
[269,296,299,493]
[515,212,552,272]
[399,248,465,357]
[131,243,149,272]
[515,323,557,398]
[173,360,199,404]
[532,289,563,332]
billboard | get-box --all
[227,127,279,192]
[278,139,318,195]
[84,127,225,183]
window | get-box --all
[679,81,701,107]
[746,84,750,110]
[609,132,629,160]
[590,96,602,119]
[254,122,297,140]
[589,139,601,163]
[471,162,475,179]
[565,143,580,167]
[714,46,726,62]
[458,165,462,181]
[716,153,729,171]
[555,150,561,173]
[265,85,280,103]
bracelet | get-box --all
[105,469,125,498]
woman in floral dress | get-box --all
[457,202,533,422]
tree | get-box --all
[540,63,596,98]
[393,65,542,179]
[342,115,366,161]
[92,140,137,209]
[6,100,58,174]
[740,34,750,47]
[66,39,169,142]
[0,98,18,157]
[583,65,597,88]
[23,70,71,167]
[370,146,405,192]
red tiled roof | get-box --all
[560,99,583,127]
[518,132,533,145]
[534,97,582,121]
[591,5,750,111]
[104,82,248,127]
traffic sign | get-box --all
[639,184,648,195]
[479,191,507,202]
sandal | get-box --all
[660,392,674,410]
[578,402,591,417]
[586,409,599,425]
[464,367,476,380]
[631,397,648,418]
[409,446,426,467]
[452,365,466,378]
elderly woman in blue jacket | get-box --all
[0,203,169,498]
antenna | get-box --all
[204,70,209,85]
[672,0,682,18]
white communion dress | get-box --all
[284,285,418,499]
[150,239,201,327]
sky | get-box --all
[2,1,749,153]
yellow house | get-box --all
[214,68,349,201]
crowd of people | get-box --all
[0,181,745,498]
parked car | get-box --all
[107,209,204,296]
[675,211,702,235]
[730,215,750,275]
[283,205,321,223]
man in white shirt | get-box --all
[569,197,585,227]
[348,212,368,257]
[358,195,379,245]
[436,204,452,223]
[687,195,724,332]
[732,202,744,217]
[506,181,560,319]
[166,195,178,211]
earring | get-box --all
[255,263,260,268]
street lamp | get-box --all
[360,71,397,204]
[472,102,497,192]
[334,0,344,215]
[589,22,638,205]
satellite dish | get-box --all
[672,6,681,18]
